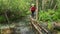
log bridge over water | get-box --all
[30,17,49,34]
[0,16,60,34]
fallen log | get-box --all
[30,16,48,34]
[54,23,60,30]
[30,17,42,34]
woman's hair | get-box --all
[31,4,34,5]
[31,4,36,6]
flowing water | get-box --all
[0,16,60,34]
[14,22,35,34]
[0,16,36,34]
[12,17,36,34]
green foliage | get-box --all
[0,0,31,23]
[0,16,6,23]
[57,0,60,9]
[39,9,60,22]
[47,21,53,30]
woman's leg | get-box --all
[31,11,34,17]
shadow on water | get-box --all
[1,16,60,34]
[12,17,36,34]
[13,23,35,34]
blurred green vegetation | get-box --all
[0,0,60,24]
[0,0,60,33]
[38,0,60,30]
[39,9,60,22]
[0,0,32,23]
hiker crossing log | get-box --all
[30,16,48,34]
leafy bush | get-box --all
[39,9,60,22]
[47,21,53,30]
[0,16,6,23]
[0,0,31,23]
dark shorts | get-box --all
[31,11,35,17]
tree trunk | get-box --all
[36,0,38,20]
[42,0,45,10]
[53,3,57,10]
[5,11,10,24]
[50,0,53,9]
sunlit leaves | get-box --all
[47,21,53,30]
[57,0,60,8]
[39,9,60,21]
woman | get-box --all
[30,4,36,18]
